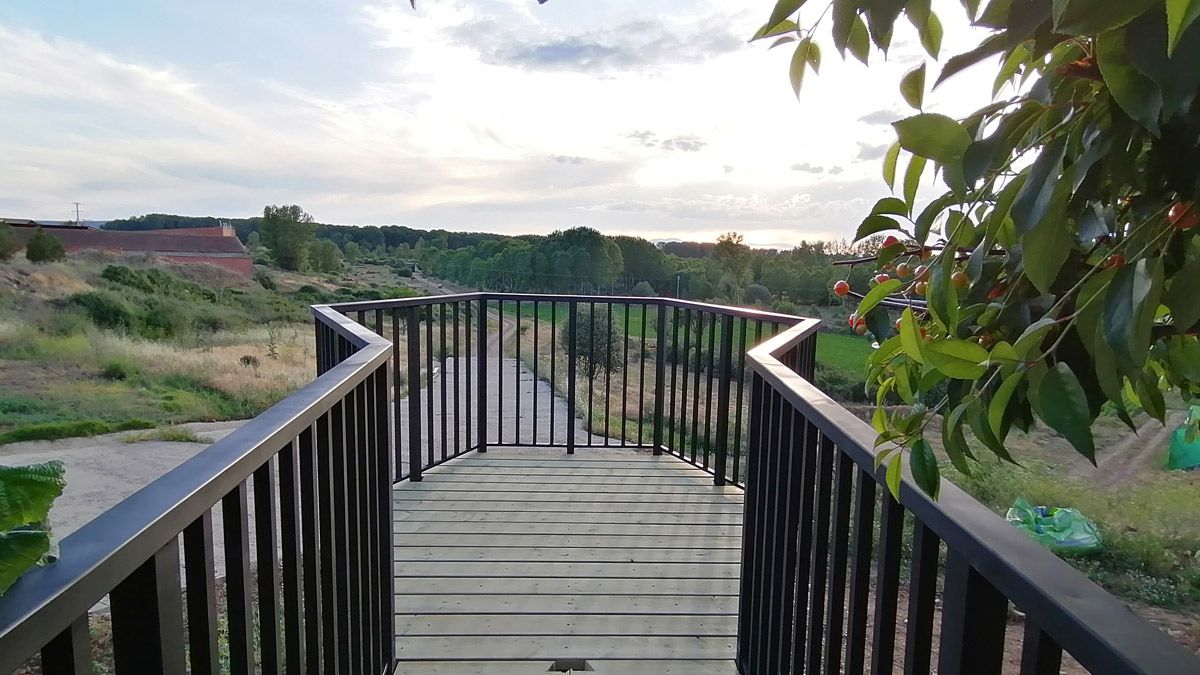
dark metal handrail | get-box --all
[739,320,1200,674]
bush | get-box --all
[136,298,190,340]
[0,223,20,261]
[253,269,277,290]
[745,284,772,306]
[0,418,154,445]
[100,357,141,381]
[33,307,90,337]
[631,281,657,297]
[561,305,625,378]
[70,291,137,331]
[813,363,869,403]
[25,229,65,263]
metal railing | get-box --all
[0,307,394,675]
[737,320,1200,674]
[324,292,798,486]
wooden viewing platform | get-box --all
[391,448,744,673]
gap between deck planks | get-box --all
[393,447,744,671]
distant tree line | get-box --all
[104,210,881,311]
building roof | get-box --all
[45,229,248,254]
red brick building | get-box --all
[7,222,254,277]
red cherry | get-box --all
[1101,253,1126,269]
[881,235,900,248]
[951,270,968,289]
[834,280,851,297]
[874,273,890,285]
[848,312,859,328]
[986,283,1007,300]
[854,319,868,335]
[1169,201,1198,230]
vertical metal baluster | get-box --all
[439,304,448,460]
[224,482,256,675]
[465,301,473,450]
[668,307,680,455]
[751,388,783,674]
[550,301,557,443]
[514,301,521,445]
[392,310,403,480]
[316,411,339,672]
[845,470,876,675]
[651,303,666,454]
[732,318,748,486]
[604,301,612,445]
[376,364,396,671]
[938,553,1008,675]
[703,312,717,468]
[407,308,423,479]
[639,302,648,446]
[254,457,282,675]
[354,380,374,675]
[425,306,435,466]
[182,512,220,675]
[453,302,461,456]
[678,309,691,457]
[823,451,854,675]
[588,301,595,444]
[804,435,836,673]
[374,308,383,335]
[1019,621,1063,675]
[690,312,703,464]
[735,373,764,671]
[477,298,488,452]
[497,301,504,446]
[41,616,90,675]
[298,423,324,674]
[330,399,353,673]
[111,540,186,674]
[903,522,941,675]
[621,302,630,445]
[567,301,578,453]
[870,492,904,675]
[713,314,734,484]
[771,405,805,673]
[533,300,540,443]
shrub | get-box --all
[25,229,65,263]
[631,281,657,297]
[100,357,141,381]
[745,284,772,307]
[136,298,190,340]
[253,269,277,290]
[814,363,869,403]
[34,307,90,337]
[70,291,137,331]
[0,418,154,445]
[0,223,20,261]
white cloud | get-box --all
[0,0,995,243]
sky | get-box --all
[0,0,997,248]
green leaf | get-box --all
[1168,0,1200,54]
[899,307,926,364]
[1052,0,1160,35]
[921,12,943,58]
[903,155,927,211]
[934,33,1006,87]
[767,0,807,32]
[892,113,971,164]
[855,279,903,318]
[847,15,871,63]
[1164,258,1200,333]
[882,142,901,190]
[885,448,904,498]
[909,439,940,497]
[1010,135,1067,235]
[1096,27,1164,134]
[832,0,857,53]
[806,40,822,72]
[854,214,903,241]
[942,403,973,474]
[1135,373,1167,424]
[871,196,909,216]
[1022,214,1073,294]
[865,305,895,341]
[752,18,799,41]
[0,462,66,532]
[1104,258,1164,377]
[900,64,926,110]
[924,338,989,379]
[790,38,817,98]
[1013,317,1058,358]
[988,371,1024,437]
[927,252,959,330]
[969,401,1016,463]
[0,529,51,596]
[1034,363,1096,462]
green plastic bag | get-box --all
[1005,498,1102,554]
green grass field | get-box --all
[816,331,873,372]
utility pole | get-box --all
[675,273,682,298]
[73,202,81,226]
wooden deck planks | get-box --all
[393,447,744,670]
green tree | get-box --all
[343,240,362,264]
[310,239,343,273]
[25,229,65,263]
[713,232,750,278]
[632,280,658,297]
[755,0,1200,495]
[0,224,20,261]
[562,305,625,379]
[260,205,316,271]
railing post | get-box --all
[652,302,667,455]
[477,297,488,453]
[713,313,734,484]
[567,301,578,454]
[406,307,423,481]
